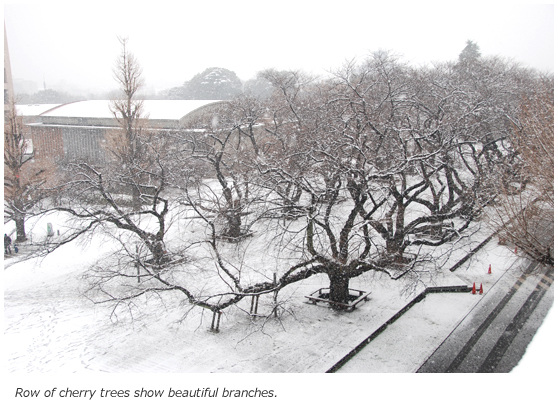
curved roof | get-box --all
[38,100,223,121]
[15,103,63,116]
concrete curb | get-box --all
[450,235,494,272]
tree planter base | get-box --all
[305,288,371,312]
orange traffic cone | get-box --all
[488,264,492,274]
[472,282,476,294]
[479,284,483,294]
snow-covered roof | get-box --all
[37,100,223,121]
[15,103,63,116]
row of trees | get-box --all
[5,40,553,328]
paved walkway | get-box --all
[333,260,553,373]
[335,291,478,373]
[416,262,553,373]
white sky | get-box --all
[3,1,555,95]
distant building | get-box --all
[18,99,225,164]
[13,78,38,96]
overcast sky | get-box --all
[3,1,554,95]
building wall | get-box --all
[61,126,108,164]
[40,116,118,127]
[4,25,15,119]
[40,115,181,129]
[25,124,114,164]
[23,124,65,163]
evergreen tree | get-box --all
[458,40,481,63]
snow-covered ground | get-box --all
[3,214,554,410]
[3,218,499,372]
[3,238,468,373]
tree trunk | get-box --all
[131,186,141,211]
[151,241,166,265]
[224,210,242,240]
[15,214,27,243]
[282,183,302,219]
[386,238,405,263]
[328,272,350,308]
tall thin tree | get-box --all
[108,36,146,211]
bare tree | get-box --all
[4,103,49,242]
[55,51,545,330]
[173,95,270,241]
[255,69,315,218]
[108,36,146,211]
[488,75,554,265]
[39,38,171,265]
